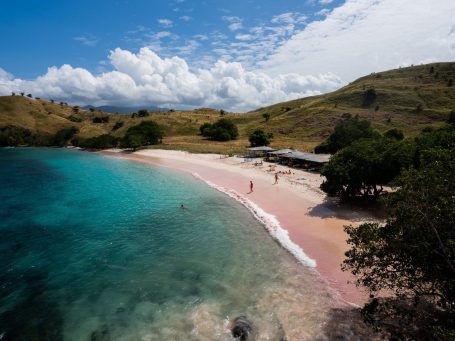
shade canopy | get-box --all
[267,148,294,155]
[247,146,277,152]
[280,151,331,164]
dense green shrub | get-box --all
[362,88,377,107]
[112,121,124,131]
[68,115,83,123]
[321,125,455,200]
[137,109,149,117]
[315,116,379,153]
[383,128,404,140]
[53,127,79,147]
[92,116,109,123]
[199,118,238,141]
[0,126,34,146]
[120,121,163,150]
[74,134,118,149]
[249,129,273,147]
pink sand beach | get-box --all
[101,149,380,306]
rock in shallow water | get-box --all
[231,316,254,340]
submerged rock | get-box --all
[231,316,254,341]
[90,326,110,341]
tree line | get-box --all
[317,115,455,338]
[0,121,163,151]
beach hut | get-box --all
[265,148,294,162]
[278,151,331,171]
[246,146,276,158]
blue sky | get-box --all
[0,0,454,111]
[0,0,342,78]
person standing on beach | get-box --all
[274,173,279,184]
[249,180,254,193]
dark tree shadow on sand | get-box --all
[306,197,387,222]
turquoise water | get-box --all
[0,148,340,340]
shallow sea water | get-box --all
[0,148,348,340]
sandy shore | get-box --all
[100,149,379,306]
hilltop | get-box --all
[1,62,454,152]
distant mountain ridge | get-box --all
[83,105,169,114]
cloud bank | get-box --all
[261,0,455,80]
[1,0,454,111]
[0,48,342,111]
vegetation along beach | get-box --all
[1,0,454,339]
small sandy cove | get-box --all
[101,149,379,306]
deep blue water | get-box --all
[0,148,300,340]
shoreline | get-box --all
[100,148,379,306]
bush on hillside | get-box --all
[315,116,379,154]
[68,115,83,123]
[112,121,124,131]
[137,109,149,117]
[0,126,34,146]
[92,116,109,123]
[383,128,404,140]
[362,88,377,107]
[120,120,163,150]
[199,118,238,141]
[53,127,79,146]
[249,129,273,147]
[74,134,118,149]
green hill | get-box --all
[238,62,455,141]
[1,62,454,152]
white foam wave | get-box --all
[192,173,317,268]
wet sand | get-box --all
[100,149,380,306]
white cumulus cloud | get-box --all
[261,0,455,81]
[0,48,342,112]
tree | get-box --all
[320,137,412,199]
[198,118,238,141]
[120,120,163,149]
[220,109,225,116]
[199,122,212,136]
[112,121,124,131]
[11,92,15,96]
[52,127,79,147]
[262,113,271,122]
[137,109,149,117]
[89,107,95,113]
[449,111,455,124]
[249,129,273,147]
[0,126,33,146]
[343,147,455,338]
[27,94,32,98]
[92,116,109,123]
[120,134,142,151]
[315,116,379,154]
[74,134,118,149]
[362,88,377,107]
[384,128,404,140]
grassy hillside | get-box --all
[1,62,454,153]
[240,62,454,138]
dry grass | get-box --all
[1,62,454,152]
